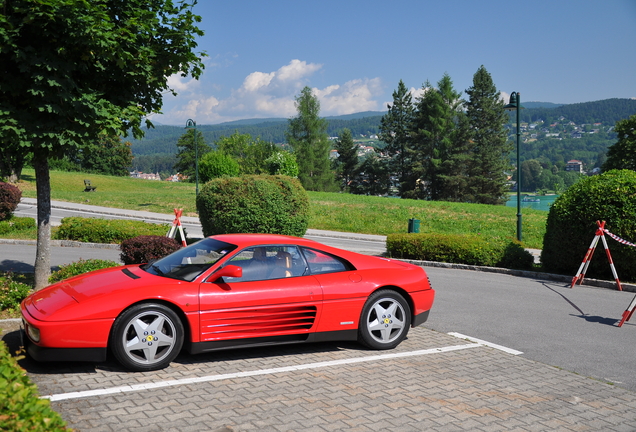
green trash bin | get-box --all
[408,218,420,233]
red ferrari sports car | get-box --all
[21,234,435,371]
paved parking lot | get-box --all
[6,324,636,431]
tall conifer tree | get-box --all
[333,128,358,191]
[379,80,414,196]
[286,86,336,191]
[410,75,464,200]
[464,66,511,204]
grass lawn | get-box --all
[13,169,548,249]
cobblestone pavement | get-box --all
[11,326,636,431]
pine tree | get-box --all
[464,66,512,204]
[379,80,414,196]
[286,86,336,191]
[333,128,358,191]
[409,75,464,200]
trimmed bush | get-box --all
[120,235,181,264]
[0,341,71,431]
[49,259,120,284]
[542,169,636,281]
[0,182,21,221]
[54,217,174,244]
[387,233,534,270]
[0,216,36,234]
[196,175,309,237]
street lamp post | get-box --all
[185,119,199,196]
[504,92,522,242]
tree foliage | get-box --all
[464,65,511,204]
[285,86,336,191]
[602,114,636,172]
[216,131,277,174]
[379,80,414,195]
[333,128,358,191]
[0,0,205,288]
[173,129,211,180]
[198,151,240,182]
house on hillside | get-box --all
[565,160,584,173]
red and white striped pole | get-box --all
[571,221,604,288]
[618,294,636,327]
[167,208,187,247]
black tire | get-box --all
[358,290,411,350]
[110,303,184,371]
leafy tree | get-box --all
[198,151,240,182]
[333,128,358,191]
[0,0,204,288]
[216,131,277,174]
[520,159,543,192]
[81,135,133,176]
[285,86,336,191]
[602,114,636,172]
[464,66,511,204]
[379,80,414,196]
[265,151,299,177]
[174,129,211,181]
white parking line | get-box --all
[448,332,524,355]
[43,343,480,402]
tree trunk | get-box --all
[33,150,51,290]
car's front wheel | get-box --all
[111,303,184,371]
[358,290,411,350]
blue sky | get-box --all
[155,0,636,125]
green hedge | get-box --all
[196,175,309,237]
[54,217,173,244]
[49,259,120,284]
[0,342,70,431]
[0,216,36,234]
[0,272,31,312]
[542,169,636,281]
[387,233,534,270]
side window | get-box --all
[223,245,306,282]
[301,248,350,275]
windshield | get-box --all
[142,238,236,282]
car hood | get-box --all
[23,265,168,321]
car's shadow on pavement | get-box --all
[3,328,375,375]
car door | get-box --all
[198,245,323,343]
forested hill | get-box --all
[518,98,636,125]
[131,113,384,156]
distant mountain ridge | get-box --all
[130,99,636,158]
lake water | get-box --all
[506,194,558,212]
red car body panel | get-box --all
[21,233,435,364]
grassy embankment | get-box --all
[13,169,548,249]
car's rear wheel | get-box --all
[111,303,184,371]
[358,290,411,350]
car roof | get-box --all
[210,233,321,249]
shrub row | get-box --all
[387,233,534,270]
[0,216,36,234]
[0,182,21,221]
[120,236,181,265]
[0,342,70,431]
[49,259,120,284]
[0,272,31,312]
[54,217,180,244]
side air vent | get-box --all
[201,305,318,340]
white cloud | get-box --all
[159,59,383,124]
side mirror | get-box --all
[211,264,242,281]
